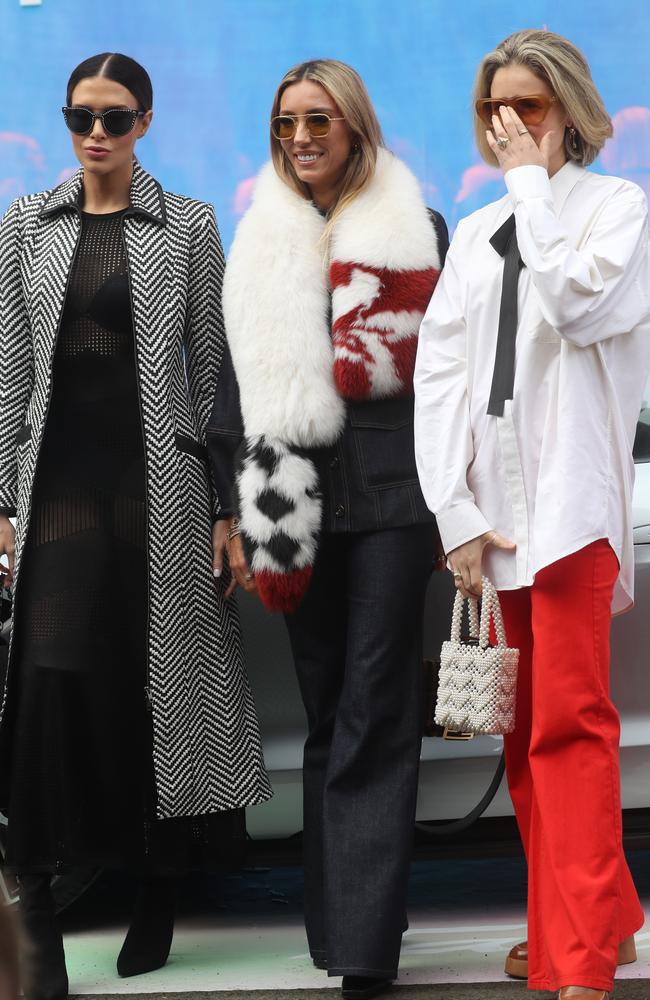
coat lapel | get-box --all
[121,163,171,389]
[29,170,83,354]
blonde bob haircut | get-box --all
[473,29,612,167]
[270,59,384,240]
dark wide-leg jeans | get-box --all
[284,524,434,979]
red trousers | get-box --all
[499,540,644,992]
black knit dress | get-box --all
[5,210,241,875]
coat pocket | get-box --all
[348,398,420,491]
[15,424,32,447]
[175,433,208,464]
[174,434,213,566]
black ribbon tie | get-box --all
[486,213,525,417]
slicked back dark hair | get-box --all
[66,53,153,111]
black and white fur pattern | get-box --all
[236,438,321,572]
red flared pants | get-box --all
[499,540,644,992]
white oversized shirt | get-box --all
[414,162,650,613]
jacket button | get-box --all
[335,504,345,518]
[330,456,339,469]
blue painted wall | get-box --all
[1,0,648,247]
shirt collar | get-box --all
[549,159,585,215]
[39,160,166,224]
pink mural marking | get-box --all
[56,166,78,184]
[601,106,650,171]
[0,131,46,172]
[455,162,503,204]
[233,176,256,216]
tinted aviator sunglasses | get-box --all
[475,94,558,127]
[271,112,345,140]
[62,106,145,137]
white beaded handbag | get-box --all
[434,577,519,736]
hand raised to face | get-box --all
[486,104,551,175]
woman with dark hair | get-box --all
[0,52,270,999]
[208,59,447,1000]
[414,29,649,1000]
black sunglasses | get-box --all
[62,106,145,137]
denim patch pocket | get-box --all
[348,398,419,491]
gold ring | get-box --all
[453,571,462,579]
[517,128,529,135]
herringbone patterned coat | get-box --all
[0,163,271,818]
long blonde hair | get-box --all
[473,29,612,167]
[270,59,384,241]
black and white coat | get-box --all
[0,163,271,819]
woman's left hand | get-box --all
[486,104,553,174]
[212,519,229,583]
[448,529,515,600]
[212,517,258,599]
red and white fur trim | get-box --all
[328,150,442,399]
[223,149,442,612]
[330,260,441,398]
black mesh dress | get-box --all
[5,210,242,875]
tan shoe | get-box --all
[505,934,636,979]
[504,940,528,979]
[558,989,608,999]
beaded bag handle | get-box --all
[449,577,506,649]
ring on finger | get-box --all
[245,572,254,581]
[453,571,462,579]
[517,128,529,135]
[496,135,510,149]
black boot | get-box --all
[116,875,178,977]
[341,976,392,999]
[18,873,69,1000]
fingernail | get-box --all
[214,567,222,578]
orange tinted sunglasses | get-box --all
[270,113,345,140]
[475,94,558,127]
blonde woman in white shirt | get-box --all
[414,29,649,1000]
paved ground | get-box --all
[50,849,650,996]
[72,983,649,1000]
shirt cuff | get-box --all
[505,164,553,206]
[435,500,492,556]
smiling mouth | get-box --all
[295,153,322,163]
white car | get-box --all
[243,386,650,840]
